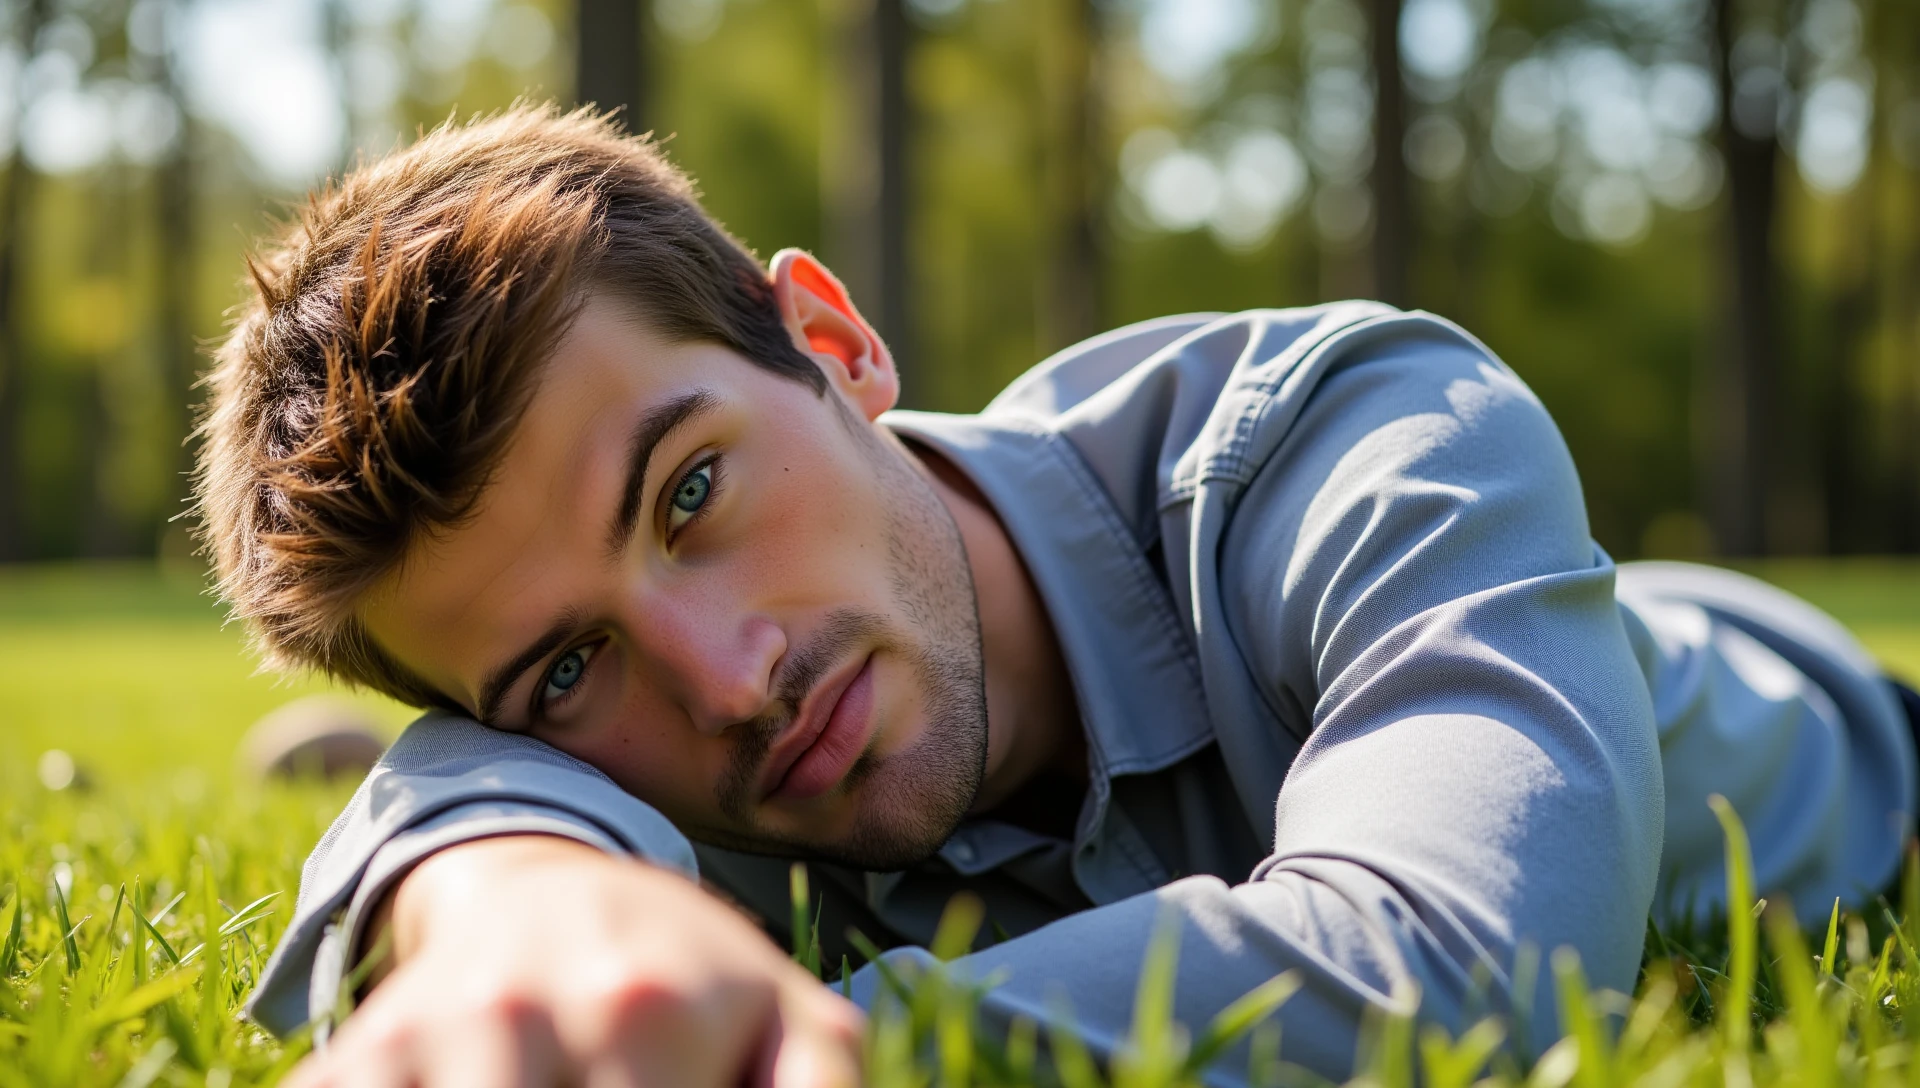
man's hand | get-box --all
[285,836,864,1088]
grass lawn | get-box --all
[1,558,1917,1085]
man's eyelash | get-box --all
[533,641,601,719]
[666,456,724,539]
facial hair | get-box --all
[696,418,989,872]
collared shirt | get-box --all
[251,305,1915,1083]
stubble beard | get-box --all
[699,421,989,872]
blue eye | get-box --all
[667,462,714,532]
[542,644,596,706]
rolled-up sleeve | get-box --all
[854,332,1664,1082]
[248,713,698,1036]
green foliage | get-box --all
[7,0,1919,564]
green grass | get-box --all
[0,558,1917,1085]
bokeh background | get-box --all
[0,0,1914,565]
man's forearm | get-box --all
[359,834,604,993]
[248,714,704,1036]
[290,830,863,1087]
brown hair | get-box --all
[194,104,823,709]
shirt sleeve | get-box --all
[247,713,699,1037]
[850,329,1665,1083]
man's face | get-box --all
[361,294,988,869]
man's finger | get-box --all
[284,1042,418,1088]
[767,1030,862,1088]
[417,1000,562,1088]
[759,994,863,1088]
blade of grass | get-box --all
[136,900,180,967]
[845,929,916,1007]
[131,878,149,986]
[929,894,984,963]
[49,874,79,976]
[1006,1015,1038,1085]
[147,891,185,928]
[1363,980,1420,1088]
[1762,902,1834,1088]
[1045,993,1106,1088]
[1902,837,1919,960]
[1121,908,1185,1085]
[1821,898,1842,981]
[104,884,128,947]
[1419,1017,1506,1088]
[215,891,279,938]
[1185,970,1302,1076]
[114,1037,178,1088]
[1553,948,1608,1088]
[1708,794,1757,1054]
[88,967,202,1029]
[788,863,810,966]
[806,902,823,980]
[1248,1021,1283,1088]
[0,888,20,977]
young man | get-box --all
[200,106,1919,1087]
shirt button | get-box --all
[949,841,976,865]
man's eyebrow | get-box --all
[477,607,584,729]
[605,389,722,556]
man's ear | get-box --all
[768,248,898,422]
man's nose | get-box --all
[637,600,786,735]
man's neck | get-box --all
[901,437,1086,818]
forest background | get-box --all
[0,0,1913,567]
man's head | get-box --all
[196,106,987,868]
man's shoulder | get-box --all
[980,302,1469,428]
[981,312,1224,419]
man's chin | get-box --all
[686,819,955,873]
[695,752,978,871]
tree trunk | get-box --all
[1876,0,1920,552]
[1369,0,1410,307]
[821,0,912,397]
[157,6,198,543]
[1038,0,1103,353]
[0,0,52,559]
[1892,210,1920,554]
[576,0,647,130]
[1707,0,1781,557]
[875,0,911,379]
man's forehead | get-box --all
[357,308,675,706]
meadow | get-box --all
[1,559,1916,1086]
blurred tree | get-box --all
[1709,0,1791,556]
[821,0,912,389]
[1869,0,1920,553]
[1369,0,1410,306]
[0,0,1908,565]
[1037,0,1104,353]
[0,0,52,560]
[577,0,648,127]
[154,0,197,524]
[876,0,910,377]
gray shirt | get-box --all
[250,304,1915,1082]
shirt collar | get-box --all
[882,409,1214,779]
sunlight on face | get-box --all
[359,295,988,868]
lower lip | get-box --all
[772,656,877,802]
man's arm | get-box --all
[846,328,1664,1081]
[250,713,701,1034]
[285,836,863,1088]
